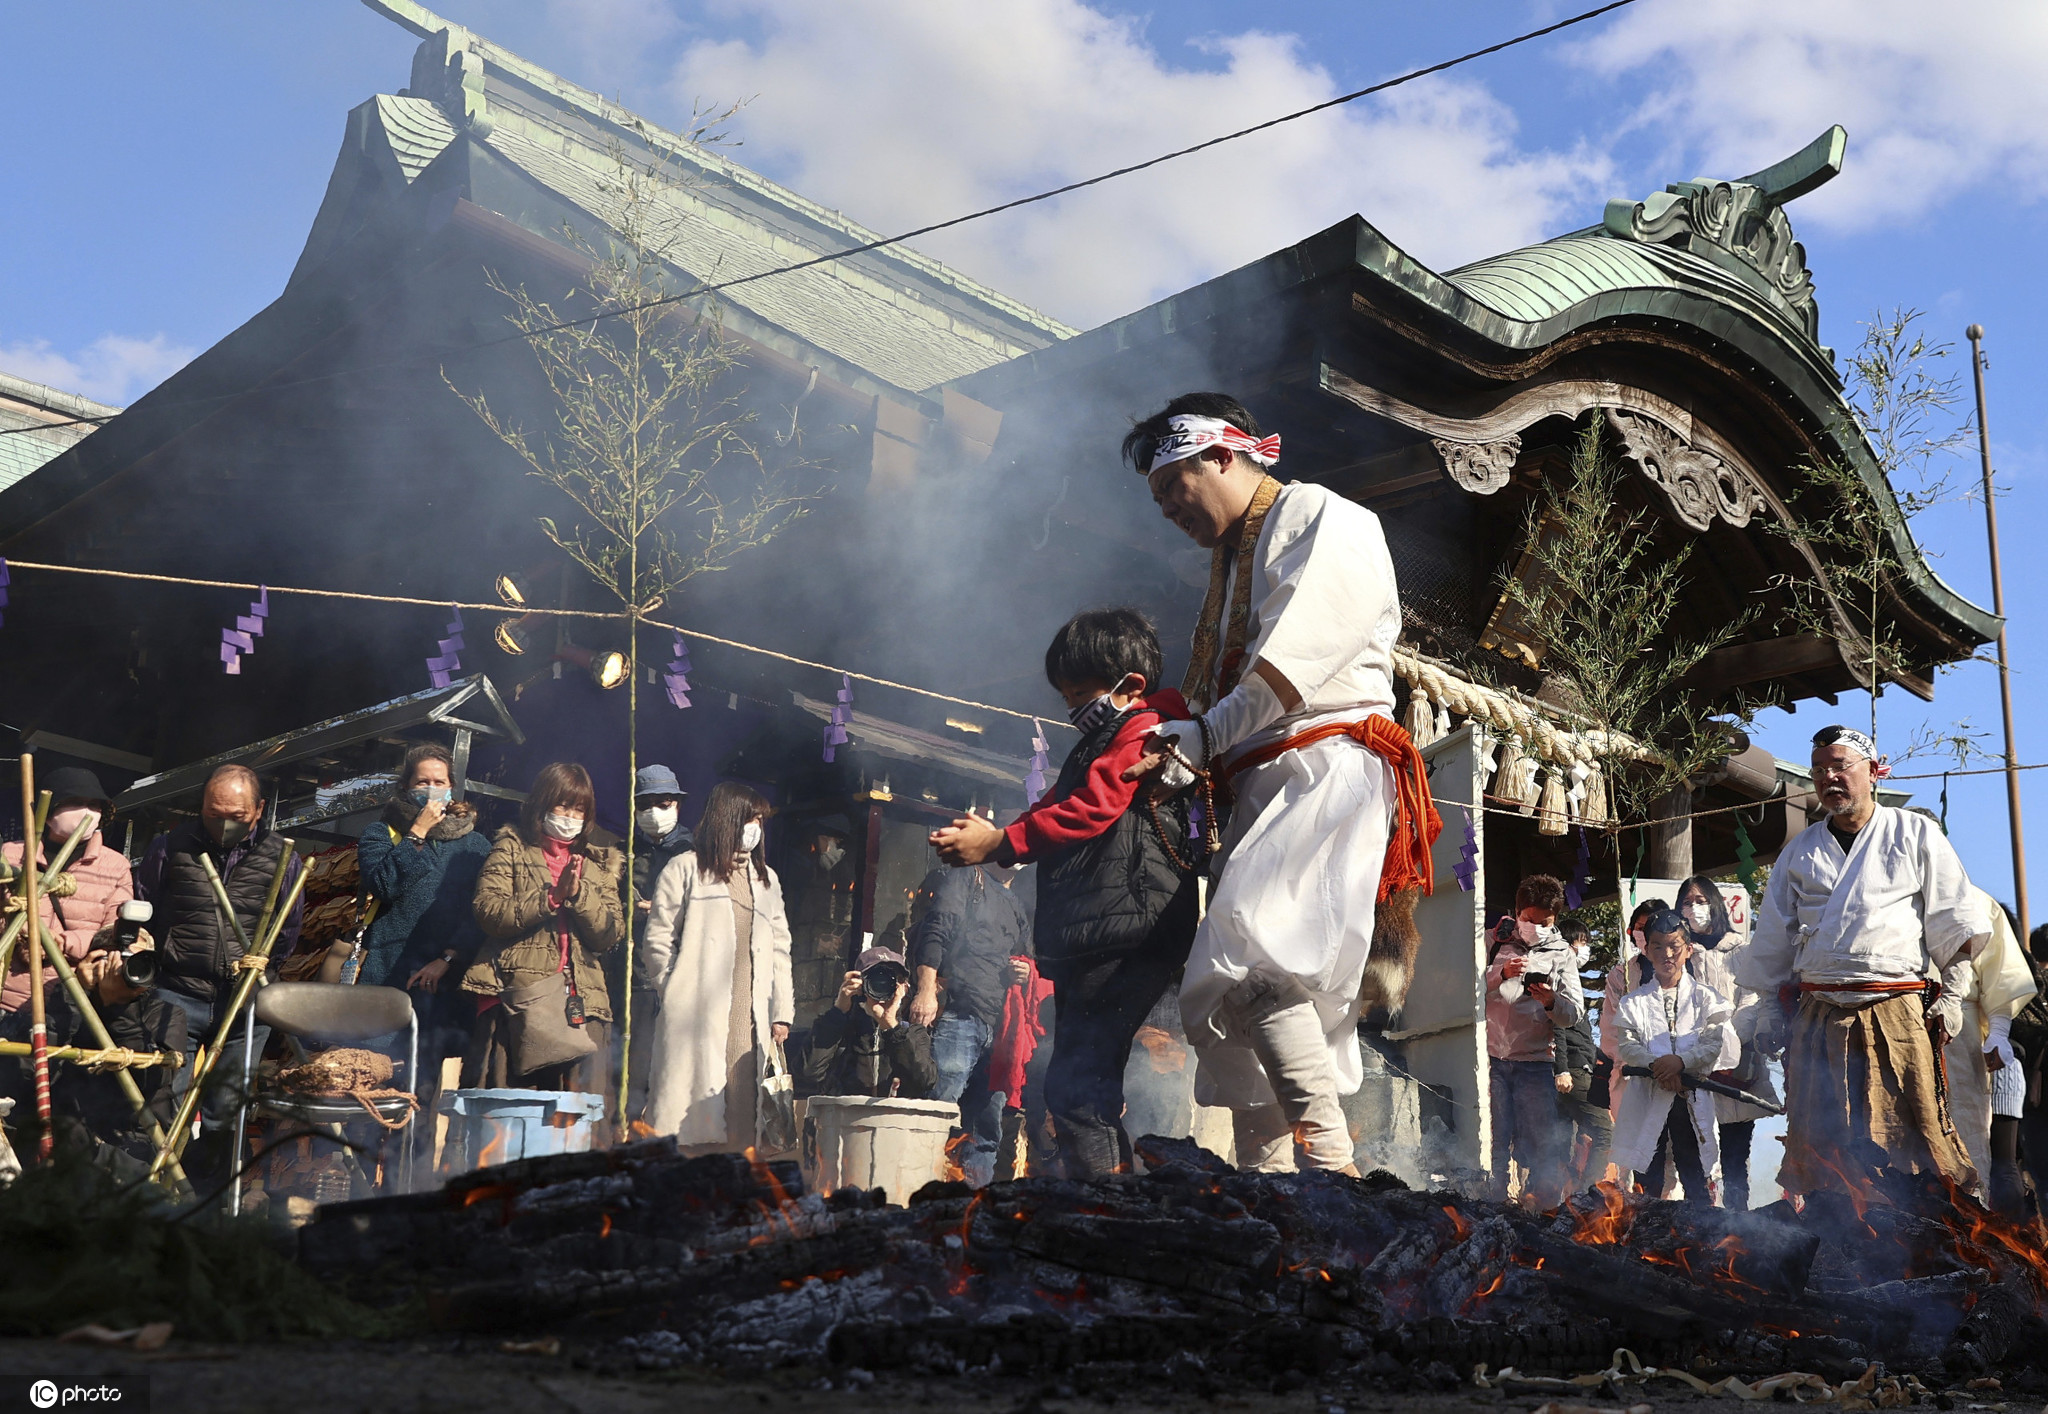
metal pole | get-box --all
[1967,324,2029,940]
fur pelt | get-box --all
[1358,885,1423,1023]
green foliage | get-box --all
[0,1152,400,1340]
[1498,415,1756,826]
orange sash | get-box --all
[1220,716,1441,901]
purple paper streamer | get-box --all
[0,556,11,629]
[1565,826,1593,911]
[663,634,693,709]
[1024,718,1050,806]
[426,606,464,688]
[822,673,852,763]
[1452,806,1479,892]
[220,584,268,673]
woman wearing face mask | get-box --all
[1597,899,1671,1123]
[639,781,795,1152]
[463,762,626,1093]
[0,768,133,1014]
[1675,874,1777,1210]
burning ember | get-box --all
[300,1135,2048,1392]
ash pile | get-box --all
[301,1135,2048,1390]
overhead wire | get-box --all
[0,0,1639,439]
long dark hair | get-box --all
[695,780,772,884]
[520,762,597,846]
[1677,875,1732,947]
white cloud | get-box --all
[666,1,1610,327]
[0,333,195,406]
[1575,0,2048,230]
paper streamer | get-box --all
[220,585,269,675]
[1565,825,1593,911]
[1453,805,1479,892]
[663,633,692,709]
[822,673,852,763]
[0,557,10,629]
[426,606,465,688]
[1025,718,1050,806]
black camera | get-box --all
[114,901,156,989]
[860,959,910,1004]
[1493,915,1520,946]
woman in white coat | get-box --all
[1611,911,1738,1204]
[640,781,794,1153]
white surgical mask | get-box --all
[636,805,679,839]
[543,812,583,842]
[1573,944,1590,967]
[1685,902,1712,930]
[818,842,845,872]
[740,820,763,853]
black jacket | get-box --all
[628,825,696,944]
[912,865,1029,1027]
[1031,706,1198,974]
[150,821,294,1004]
[801,1005,937,1098]
[1,980,186,1160]
[1554,1012,1597,1075]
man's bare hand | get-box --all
[1527,977,1555,1006]
[1007,956,1032,987]
[930,815,1002,866]
[909,986,940,1030]
[1121,751,1169,785]
[1553,1071,1575,1096]
[1650,1054,1685,1092]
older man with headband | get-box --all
[1119,392,1439,1173]
[1737,725,1988,1196]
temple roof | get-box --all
[0,372,121,497]
[317,1,1075,398]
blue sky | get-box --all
[4,0,2044,912]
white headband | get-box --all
[1818,727,1891,778]
[1140,414,1280,474]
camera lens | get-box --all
[120,950,158,988]
[860,961,908,1003]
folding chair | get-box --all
[231,982,417,1214]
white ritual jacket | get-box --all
[1609,972,1738,1178]
[1215,481,1400,761]
[1736,806,1988,996]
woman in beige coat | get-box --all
[463,762,626,1094]
[640,781,793,1152]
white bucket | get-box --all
[801,1095,959,1203]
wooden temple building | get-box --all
[0,2,1998,1170]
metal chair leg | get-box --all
[231,1012,256,1217]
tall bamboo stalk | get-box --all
[1967,324,2029,939]
[0,818,95,982]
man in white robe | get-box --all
[1942,886,2036,1212]
[1120,394,1438,1172]
[1611,913,1739,1201]
[1736,726,1989,1195]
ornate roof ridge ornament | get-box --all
[1601,126,1847,346]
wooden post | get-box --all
[1649,784,1694,882]
[1967,325,2029,940]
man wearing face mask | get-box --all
[623,765,692,1117]
[136,763,302,1144]
[1,768,133,1014]
[785,815,857,1029]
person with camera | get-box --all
[0,916,183,1174]
[1484,874,1584,1205]
[1552,918,1612,1191]
[802,945,937,1099]
[1,768,135,1015]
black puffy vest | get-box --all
[158,820,292,1004]
[1031,707,1198,970]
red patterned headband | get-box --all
[1140,415,1280,474]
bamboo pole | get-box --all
[147,849,307,1182]
[32,916,192,1194]
[1967,324,2029,940]
[19,761,50,1162]
[0,1041,181,1068]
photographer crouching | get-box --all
[802,946,937,1099]
[0,904,185,1177]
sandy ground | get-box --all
[0,1338,1734,1414]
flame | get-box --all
[476,1117,510,1170]
[941,1131,972,1184]
[599,1212,613,1238]
[743,1146,802,1243]
[628,1119,658,1139]
[1441,1204,1472,1242]
[1564,1180,1635,1246]
[460,1182,516,1209]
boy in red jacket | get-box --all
[931,609,1199,1176]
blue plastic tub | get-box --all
[437,1088,609,1172]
